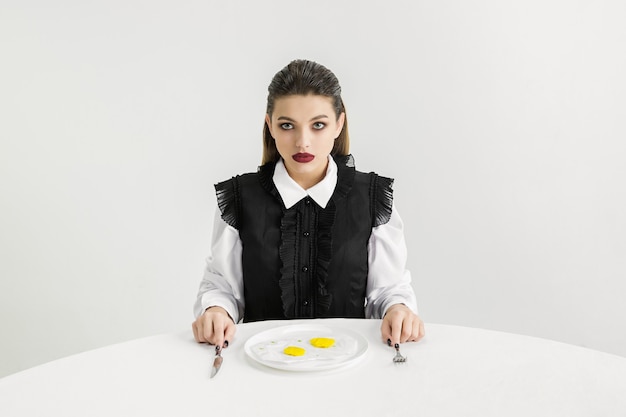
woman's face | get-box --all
[266,94,345,189]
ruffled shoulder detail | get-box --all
[332,154,356,202]
[369,173,394,227]
[214,176,241,229]
[257,161,281,201]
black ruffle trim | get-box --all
[313,154,357,315]
[369,173,394,227]
[332,154,356,200]
[257,162,283,204]
[214,176,241,229]
[278,207,298,318]
[257,162,298,318]
[314,200,334,314]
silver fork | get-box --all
[393,343,407,363]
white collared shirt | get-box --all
[194,157,418,322]
[272,156,338,209]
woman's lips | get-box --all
[292,153,314,163]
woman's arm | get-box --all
[365,204,425,344]
[192,209,244,346]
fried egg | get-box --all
[310,337,335,348]
[283,346,306,356]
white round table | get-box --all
[1,319,625,416]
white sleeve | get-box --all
[365,204,418,319]
[193,209,245,323]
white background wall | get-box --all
[1,0,625,378]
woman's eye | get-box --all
[312,122,325,130]
[280,123,294,130]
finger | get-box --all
[196,318,207,343]
[212,318,225,347]
[223,321,237,348]
[418,320,425,341]
[408,318,420,342]
[192,321,200,343]
[389,314,404,345]
[410,318,425,342]
[400,314,417,343]
[380,317,393,345]
[201,316,214,344]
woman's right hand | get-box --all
[192,306,236,348]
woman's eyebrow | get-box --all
[276,115,329,122]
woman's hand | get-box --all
[381,303,425,345]
[192,306,236,348]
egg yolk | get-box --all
[283,346,306,356]
[310,337,335,348]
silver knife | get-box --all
[210,345,223,378]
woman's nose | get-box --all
[295,129,311,149]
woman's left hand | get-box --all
[381,303,425,345]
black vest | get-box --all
[215,155,393,322]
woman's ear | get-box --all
[265,114,273,138]
[335,112,346,137]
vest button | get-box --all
[304,198,311,205]
[301,266,308,272]
[303,300,309,306]
[303,231,310,237]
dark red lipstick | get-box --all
[292,153,314,163]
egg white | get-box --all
[250,335,358,364]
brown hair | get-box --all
[262,59,350,164]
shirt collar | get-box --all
[273,155,338,209]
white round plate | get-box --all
[244,324,368,371]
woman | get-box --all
[192,59,425,349]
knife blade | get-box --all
[210,346,223,378]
